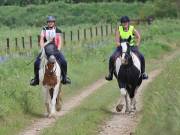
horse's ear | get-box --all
[127,36,131,43]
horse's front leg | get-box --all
[116,87,127,112]
[49,83,60,117]
[42,86,50,117]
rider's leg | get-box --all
[105,46,122,81]
[30,54,41,86]
[131,47,148,79]
[55,51,71,85]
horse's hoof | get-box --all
[125,109,130,114]
[116,104,123,112]
[56,106,62,112]
[48,113,56,118]
[43,112,49,117]
[129,109,136,114]
[56,103,62,112]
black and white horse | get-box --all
[115,42,142,113]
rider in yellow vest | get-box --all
[105,16,148,80]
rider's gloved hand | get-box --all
[117,45,122,51]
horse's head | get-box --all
[46,55,56,74]
[120,36,133,65]
[121,42,132,65]
[40,43,57,68]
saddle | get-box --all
[44,43,59,58]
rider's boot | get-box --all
[142,72,148,80]
[61,76,71,85]
[60,63,71,85]
[105,59,114,81]
[141,58,148,80]
[30,76,39,86]
[30,59,40,86]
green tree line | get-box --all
[0,0,62,6]
[0,0,154,6]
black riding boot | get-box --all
[139,54,148,80]
[105,57,114,81]
[30,58,40,86]
[60,63,71,85]
[55,52,71,85]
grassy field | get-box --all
[135,54,180,135]
[0,1,150,28]
[0,19,180,135]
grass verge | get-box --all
[135,54,180,135]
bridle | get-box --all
[45,62,57,76]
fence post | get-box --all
[90,27,93,38]
[95,26,98,36]
[22,37,25,49]
[29,36,32,49]
[38,35,40,47]
[63,32,66,46]
[6,38,10,54]
[137,19,140,25]
[84,29,86,40]
[106,25,108,36]
[101,25,103,37]
[111,23,113,34]
[15,38,18,51]
[77,29,80,41]
[70,31,73,42]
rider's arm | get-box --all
[57,33,62,50]
[133,28,141,47]
[40,30,45,48]
[115,27,120,47]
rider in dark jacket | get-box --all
[30,16,71,86]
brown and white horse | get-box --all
[39,47,62,117]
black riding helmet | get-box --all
[47,16,56,22]
[120,16,130,23]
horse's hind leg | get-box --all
[56,84,62,111]
[130,97,136,113]
[49,83,60,117]
[125,93,130,113]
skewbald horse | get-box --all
[115,42,142,113]
[39,44,62,117]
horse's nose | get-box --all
[49,55,56,63]
[121,59,126,64]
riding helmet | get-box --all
[120,16,130,23]
[47,16,56,22]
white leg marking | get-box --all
[50,83,60,116]
[120,88,127,96]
